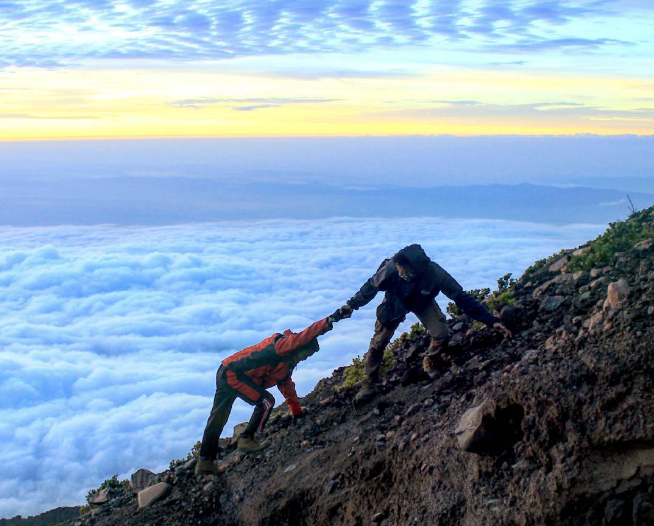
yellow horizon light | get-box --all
[1,65,653,140]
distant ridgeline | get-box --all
[0,508,80,526]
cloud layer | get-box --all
[0,0,641,67]
[0,217,605,518]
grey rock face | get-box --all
[137,482,172,509]
[130,468,156,494]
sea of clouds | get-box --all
[0,217,606,518]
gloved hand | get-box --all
[493,322,512,340]
[328,305,353,323]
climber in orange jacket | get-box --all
[196,310,346,475]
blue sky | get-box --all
[1,0,653,137]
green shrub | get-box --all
[170,440,202,469]
[337,327,405,391]
[86,475,129,503]
[488,290,516,312]
[496,273,516,291]
[568,207,654,271]
[521,249,568,281]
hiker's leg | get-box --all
[243,391,276,437]
[199,367,237,460]
[364,317,403,381]
[223,370,275,437]
[414,301,450,376]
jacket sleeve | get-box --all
[278,377,301,416]
[346,260,392,310]
[275,318,332,356]
[433,264,499,327]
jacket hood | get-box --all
[392,244,431,274]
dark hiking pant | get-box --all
[364,300,449,380]
[199,366,275,460]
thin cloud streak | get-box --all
[0,0,640,67]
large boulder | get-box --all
[454,399,524,455]
[130,468,156,494]
[87,488,110,505]
[603,279,631,311]
[137,482,172,509]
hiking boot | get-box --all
[354,376,377,402]
[194,458,223,476]
[422,355,439,380]
[237,436,270,454]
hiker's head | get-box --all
[293,339,319,364]
[395,262,416,282]
[392,244,430,281]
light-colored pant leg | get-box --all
[413,300,449,354]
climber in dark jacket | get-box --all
[195,310,346,475]
[337,244,511,401]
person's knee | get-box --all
[260,393,275,410]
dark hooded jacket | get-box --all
[346,244,498,326]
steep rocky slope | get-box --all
[62,209,654,526]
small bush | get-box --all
[488,290,516,312]
[338,325,409,391]
[521,249,567,280]
[496,273,516,291]
[568,207,654,271]
[170,440,202,469]
[86,475,129,503]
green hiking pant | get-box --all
[199,366,275,460]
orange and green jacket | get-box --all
[221,318,331,415]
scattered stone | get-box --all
[549,255,569,273]
[202,481,214,493]
[512,460,534,472]
[603,279,631,311]
[130,468,156,494]
[540,296,565,312]
[88,488,110,505]
[284,464,297,473]
[455,399,524,454]
[137,483,172,509]
[423,398,434,408]
[572,246,591,257]
[405,403,422,417]
[635,238,653,250]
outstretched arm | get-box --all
[343,259,393,313]
[435,263,511,338]
[275,318,332,355]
